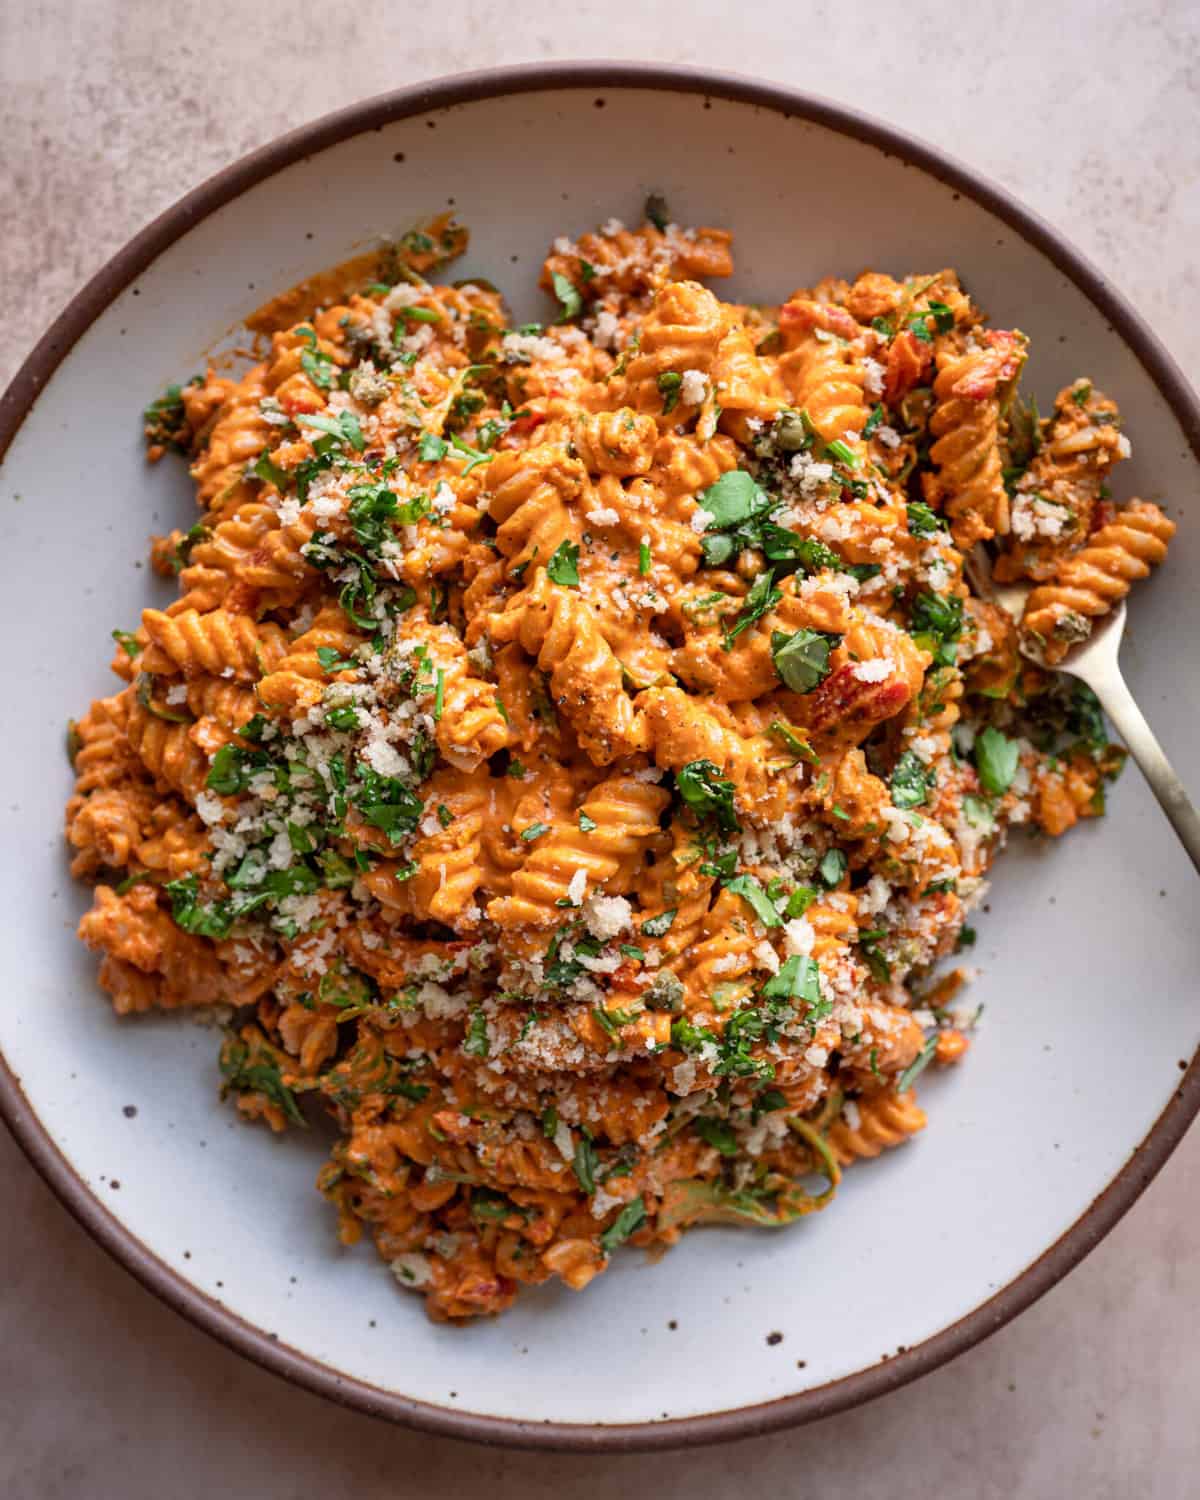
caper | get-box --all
[645,972,684,1013]
[774,410,810,452]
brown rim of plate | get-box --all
[2,61,1198,1453]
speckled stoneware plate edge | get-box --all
[2,62,1198,1452]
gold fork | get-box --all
[965,545,1200,875]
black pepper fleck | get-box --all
[766,1331,783,1346]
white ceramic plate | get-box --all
[2,64,1197,1450]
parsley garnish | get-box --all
[297,410,365,452]
[676,759,739,832]
[463,1009,490,1057]
[697,469,772,530]
[771,629,835,694]
[600,1195,647,1254]
[817,848,847,888]
[723,873,782,928]
[546,539,580,587]
[657,371,682,414]
[974,726,1020,796]
[572,1130,599,1194]
[694,1118,738,1156]
[722,569,782,651]
[316,645,358,674]
[111,629,140,659]
[641,909,677,938]
[896,1036,937,1094]
[551,271,582,323]
[891,750,935,809]
[905,501,945,537]
[910,590,963,666]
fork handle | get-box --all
[1088,669,1200,876]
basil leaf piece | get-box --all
[771,628,834,694]
[761,954,820,1003]
[463,1009,490,1057]
[551,271,582,323]
[572,1131,599,1194]
[896,1035,938,1094]
[546,540,580,588]
[974,726,1020,796]
[817,848,847,888]
[723,873,782,928]
[697,470,771,530]
[676,759,740,832]
[694,1118,738,1157]
[599,1194,647,1254]
[891,750,935,809]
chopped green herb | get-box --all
[891,750,935,809]
[463,1009,490,1057]
[397,304,441,325]
[858,928,892,983]
[252,451,290,490]
[771,628,835,694]
[974,726,1020,796]
[418,432,448,461]
[641,909,677,938]
[111,629,140,659]
[551,271,582,323]
[638,540,652,575]
[697,469,771,530]
[578,809,597,832]
[520,822,550,841]
[817,848,847,888]
[768,720,818,764]
[546,539,580,588]
[324,705,361,731]
[723,873,782,928]
[694,1118,738,1156]
[896,1036,937,1093]
[785,886,818,918]
[297,410,365,452]
[676,759,740,832]
[721,569,780,651]
[572,1130,599,1194]
[761,954,821,1005]
[962,794,996,833]
[657,371,682,414]
[905,501,945,537]
[600,1194,647,1254]
[316,645,358,674]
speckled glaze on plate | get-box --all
[1,63,1197,1451]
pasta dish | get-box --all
[65,210,1174,1320]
